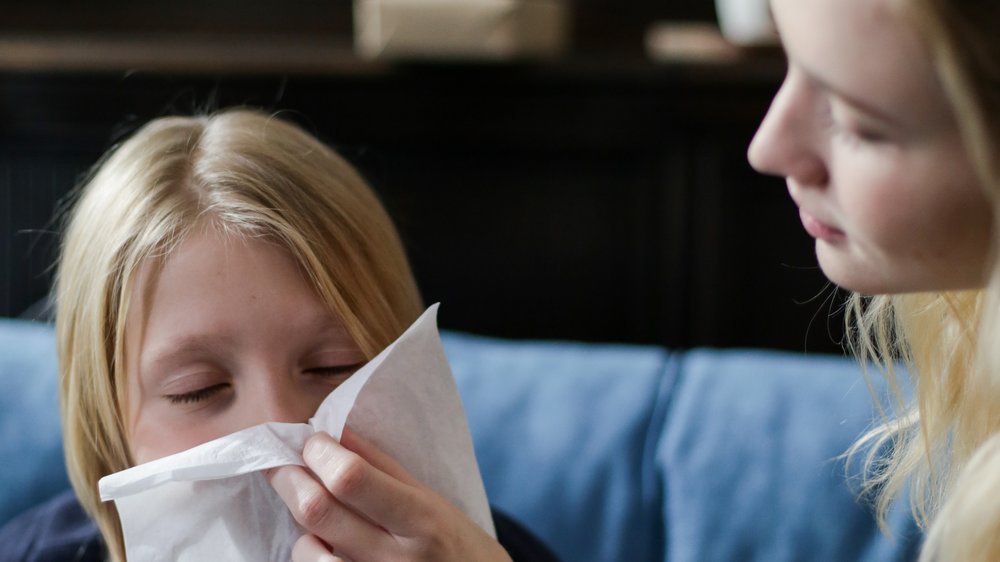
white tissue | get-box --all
[98,304,494,561]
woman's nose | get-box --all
[748,74,829,187]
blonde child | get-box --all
[2,109,556,562]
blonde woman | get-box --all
[749,0,1000,560]
[0,109,557,562]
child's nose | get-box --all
[253,383,316,426]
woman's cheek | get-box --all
[832,152,911,249]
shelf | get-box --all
[0,31,785,82]
[0,33,386,75]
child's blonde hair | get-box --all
[847,1,1000,560]
[55,109,423,561]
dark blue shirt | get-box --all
[0,491,559,562]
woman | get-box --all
[749,0,1000,560]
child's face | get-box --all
[749,0,993,294]
[124,223,366,464]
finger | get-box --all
[303,432,428,535]
[267,464,390,559]
[340,427,422,487]
[291,533,347,562]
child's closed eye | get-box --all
[161,363,364,406]
[305,362,365,377]
[165,383,230,405]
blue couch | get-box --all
[0,318,921,561]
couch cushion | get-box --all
[658,349,921,562]
[444,332,673,562]
[0,319,68,526]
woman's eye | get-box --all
[825,118,878,148]
[165,383,229,405]
[825,104,888,146]
[844,125,885,144]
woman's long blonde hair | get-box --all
[847,1,1000,560]
[55,109,423,562]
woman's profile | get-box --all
[749,0,1000,560]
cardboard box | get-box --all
[354,0,569,60]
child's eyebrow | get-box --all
[298,312,357,342]
[143,335,235,373]
[142,315,354,372]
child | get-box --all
[3,109,556,561]
[749,0,1000,560]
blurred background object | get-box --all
[354,0,569,60]
[714,0,777,47]
[644,22,741,62]
[0,0,726,60]
[0,1,844,353]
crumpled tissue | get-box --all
[98,304,494,561]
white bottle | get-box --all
[715,0,778,46]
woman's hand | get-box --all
[266,429,513,562]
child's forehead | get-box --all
[126,222,313,323]
[123,222,352,353]
[139,218,285,275]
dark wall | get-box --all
[0,0,718,56]
[0,60,847,353]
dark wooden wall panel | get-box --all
[0,61,847,353]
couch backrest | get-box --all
[0,319,68,525]
[446,332,922,562]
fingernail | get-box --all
[303,433,333,463]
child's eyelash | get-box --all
[164,364,364,405]
[166,383,229,405]
[307,363,365,377]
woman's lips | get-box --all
[799,209,846,242]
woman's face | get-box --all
[125,223,366,464]
[749,0,993,294]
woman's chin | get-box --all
[814,243,891,295]
[816,241,991,295]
